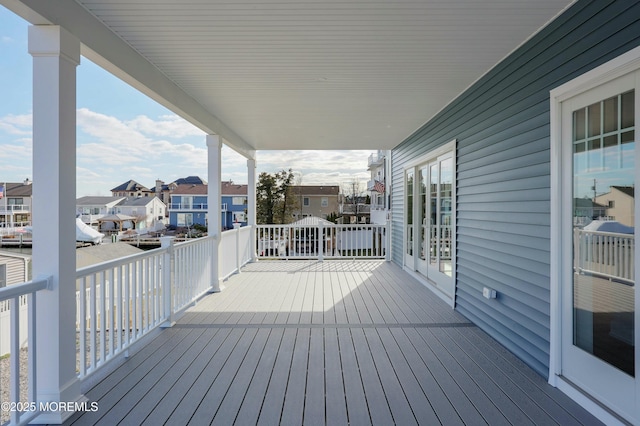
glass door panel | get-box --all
[439,158,453,276]
[419,167,428,263]
[405,170,415,264]
[572,90,635,376]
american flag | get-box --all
[373,180,385,193]
[0,185,4,199]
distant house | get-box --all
[367,150,390,225]
[222,181,247,229]
[291,185,340,221]
[0,179,33,227]
[0,252,30,288]
[595,186,635,227]
[573,198,608,227]
[110,179,153,198]
[169,184,208,227]
[76,196,126,226]
[114,196,167,232]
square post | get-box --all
[160,236,175,327]
[247,156,257,262]
[207,135,223,292]
[29,25,86,423]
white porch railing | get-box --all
[257,223,388,260]
[0,276,50,426]
[574,228,635,284]
[219,226,253,280]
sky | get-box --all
[0,7,372,197]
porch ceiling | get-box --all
[8,0,573,156]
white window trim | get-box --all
[549,45,640,425]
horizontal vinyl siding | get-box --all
[391,0,640,377]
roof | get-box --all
[116,196,162,207]
[291,216,333,226]
[97,214,138,222]
[172,184,208,195]
[77,196,125,206]
[611,186,635,197]
[5,1,573,156]
[3,182,33,197]
[221,181,248,196]
[291,186,340,196]
[173,176,207,185]
[111,180,151,193]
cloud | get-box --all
[126,114,205,138]
[0,113,32,136]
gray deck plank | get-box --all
[210,328,272,425]
[350,328,395,425]
[188,328,264,425]
[99,328,219,425]
[280,328,310,425]
[324,328,348,426]
[462,327,604,426]
[416,328,510,426]
[127,328,233,425]
[363,328,418,425]
[257,328,297,426]
[375,327,442,424]
[388,328,464,425]
[402,328,487,425]
[158,328,246,425]
[337,328,372,426]
[233,328,285,425]
[63,260,601,426]
[303,328,325,426]
[445,326,582,426]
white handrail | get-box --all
[574,228,635,284]
[0,276,50,426]
[256,223,388,260]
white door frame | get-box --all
[402,140,456,307]
[550,45,640,425]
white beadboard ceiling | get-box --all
[8,0,574,157]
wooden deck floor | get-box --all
[60,261,600,425]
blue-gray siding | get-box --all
[391,0,640,376]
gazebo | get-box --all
[97,213,137,233]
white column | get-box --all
[247,156,257,261]
[29,25,86,423]
[207,135,223,292]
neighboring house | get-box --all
[0,179,33,227]
[76,196,126,226]
[0,252,30,288]
[114,196,167,232]
[340,195,370,224]
[221,181,247,229]
[573,198,608,227]
[367,150,390,224]
[110,179,153,198]
[153,179,178,206]
[291,186,340,220]
[595,186,635,227]
[389,3,640,422]
[169,184,208,227]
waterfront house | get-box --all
[291,185,340,221]
[221,181,247,229]
[114,196,167,232]
[1,1,639,424]
[0,179,33,228]
[75,196,125,226]
[168,183,208,228]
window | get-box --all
[608,200,615,208]
[0,264,6,288]
[232,197,245,205]
[321,197,328,207]
[177,213,193,226]
[303,197,310,206]
[8,198,23,205]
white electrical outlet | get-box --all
[482,287,497,299]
